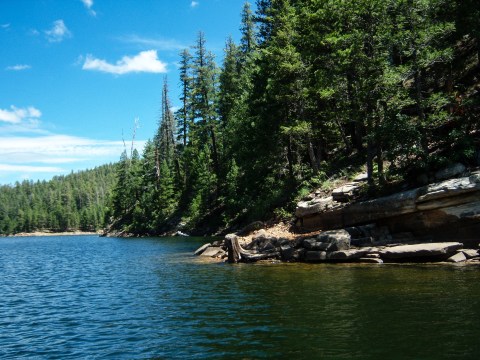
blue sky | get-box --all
[0,0,251,185]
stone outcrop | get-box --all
[296,167,480,247]
[194,164,480,266]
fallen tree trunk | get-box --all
[225,235,279,263]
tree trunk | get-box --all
[307,134,319,174]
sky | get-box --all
[0,0,251,185]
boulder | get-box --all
[353,173,368,182]
[295,196,337,218]
[238,221,264,235]
[200,246,224,257]
[280,245,295,261]
[292,248,306,261]
[305,251,327,262]
[302,238,330,251]
[447,252,467,263]
[461,249,479,259]
[194,243,211,256]
[317,229,351,251]
[379,242,463,260]
[332,183,361,202]
[327,249,370,260]
[434,163,466,181]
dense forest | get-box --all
[107,0,480,236]
[0,164,116,235]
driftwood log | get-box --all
[225,235,280,263]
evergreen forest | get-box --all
[107,0,480,236]
[0,165,116,235]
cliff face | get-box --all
[296,166,480,248]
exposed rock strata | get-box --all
[296,168,480,246]
[194,165,480,265]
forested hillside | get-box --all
[109,0,480,235]
[0,164,116,235]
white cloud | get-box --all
[81,0,96,16]
[82,50,167,74]
[0,164,65,174]
[0,106,41,124]
[0,134,147,183]
[191,1,199,8]
[6,64,31,71]
[45,20,72,43]
[0,135,127,159]
[0,105,147,183]
[119,34,186,51]
[1,24,10,29]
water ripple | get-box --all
[1,236,479,359]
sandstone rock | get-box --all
[447,252,467,263]
[302,238,330,251]
[296,196,337,218]
[353,173,368,182]
[303,238,318,249]
[359,257,384,264]
[253,229,268,240]
[435,163,466,181]
[194,243,211,256]
[200,246,224,257]
[327,249,370,260]
[379,242,463,260]
[292,248,306,261]
[317,229,351,251]
[332,183,361,202]
[416,175,480,205]
[461,249,479,259]
[305,251,327,262]
[363,253,381,259]
[238,221,264,235]
[280,245,295,261]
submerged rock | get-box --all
[194,243,211,256]
[447,252,467,263]
[200,246,225,258]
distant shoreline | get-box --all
[3,231,101,237]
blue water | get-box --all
[0,235,479,359]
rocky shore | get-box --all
[195,163,480,265]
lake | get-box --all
[0,235,479,359]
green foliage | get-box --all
[0,164,116,235]
[106,0,479,235]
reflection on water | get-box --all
[0,236,479,359]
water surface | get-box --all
[0,235,479,359]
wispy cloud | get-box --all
[0,164,65,174]
[1,23,10,29]
[191,1,199,8]
[119,34,186,51]
[5,64,31,71]
[82,50,167,74]
[45,20,72,43]
[0,106,41,124]
[81,0,96,16]
[0,135,128,161]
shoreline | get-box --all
[3,231,101,237]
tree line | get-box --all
[0,164,116,235]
